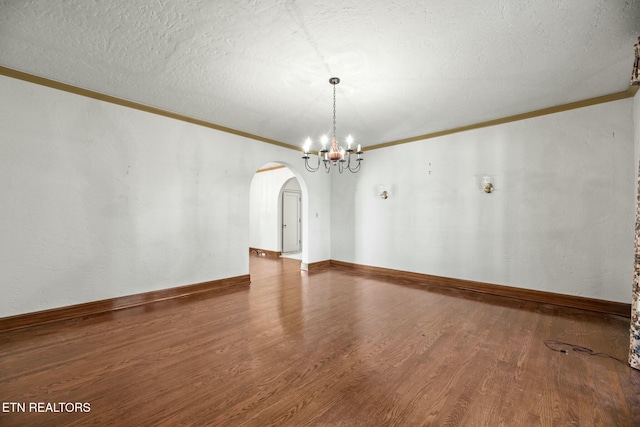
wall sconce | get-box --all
[378,185,390,199]
[483,176,494,194]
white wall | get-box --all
[2,73,634,318]
[249,166,295,252]
[332,99,635,303]
[0,75,331,317]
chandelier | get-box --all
[302,77,363,173]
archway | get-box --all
[249,162,309,267]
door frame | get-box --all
[281,189,301,253]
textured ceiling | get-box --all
[0,0,639,150]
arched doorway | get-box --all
[249,162,308,265]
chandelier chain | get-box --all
[332,83,337,139]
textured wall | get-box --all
[332,99,635,303]
[0,76,330,317]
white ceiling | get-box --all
[1,0,639,150]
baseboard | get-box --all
[329,260,630,318]
[307,260,331,272]
[249,247,282,258]
[0,275,251,332]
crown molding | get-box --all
[2,66,636,153]
[366,85,639,151]
[0,66,298,151]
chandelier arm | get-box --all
[303,153,321,172]
[323,159,331,173]
[344,153,352,171]
[346,157,362,173]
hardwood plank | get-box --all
[0,257,638,426]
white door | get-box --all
[282,191,301,253]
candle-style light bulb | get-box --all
[320,135,329,150]
[303,137,312,154]
[346,134,353,149]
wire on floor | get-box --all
[544,339,625,364]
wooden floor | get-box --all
[1,256,639,426]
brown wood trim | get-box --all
[366,85,639,151]
[0,275,250,332]
[249,247,282,258]
[307,260,331,272]
[330,260,630,317]
[2,66,636,155]
[0,66,298,151]
[256,165,286,173]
